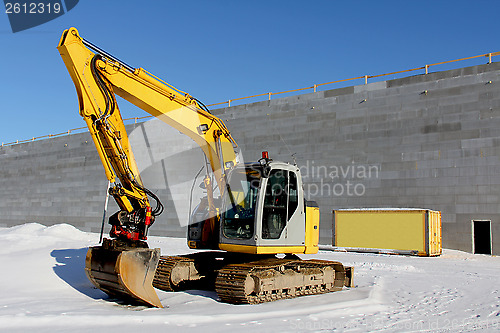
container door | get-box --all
[427,211,442,256]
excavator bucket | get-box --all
[85,245,163,308]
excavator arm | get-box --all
[58,28,237,239]
[57,27,238,307]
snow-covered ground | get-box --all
[0,223,499,333]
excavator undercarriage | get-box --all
[153,253,354,304]
[86,247,353,307]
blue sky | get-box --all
[1,0,499,144]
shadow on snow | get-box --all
[50,247,106,300]
[50,248,219,307]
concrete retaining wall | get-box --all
[1,62,499,254]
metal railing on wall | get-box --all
[2,51,499,147]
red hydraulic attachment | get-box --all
[110,225,141,241]
[145,206,152,226]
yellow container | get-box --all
[333,209,442,256]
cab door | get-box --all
[258,167,305,247]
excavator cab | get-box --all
[188,156,320,255]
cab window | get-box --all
[262,169,298,239]
[222,169,261,240]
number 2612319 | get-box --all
[5,2,62,14]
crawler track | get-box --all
[153,256,195,291]
[215,258,347,304]
[153,253,352,304]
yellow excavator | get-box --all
[57,27,353,308]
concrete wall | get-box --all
[0,122,200,238]
[1,62,499,254]
[0,133,104,231]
